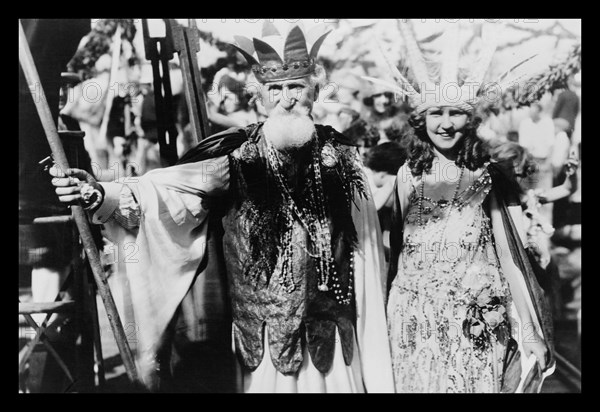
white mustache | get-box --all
[271,105,311,118]
[263,112,315,153]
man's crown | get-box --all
[230,21,331,83]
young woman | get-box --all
[386,105,553,392]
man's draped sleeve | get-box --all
[93,156,230,387]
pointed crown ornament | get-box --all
[230,21,332,83]
[363,20,546,113]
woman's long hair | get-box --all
[406,109,490,175]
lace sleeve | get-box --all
[91,182,140,229]
[112,184,141,229]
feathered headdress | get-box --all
[230,21,332,83]
[363,20,547,113]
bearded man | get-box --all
[49,22,394,393]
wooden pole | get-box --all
[18,19,139,385]
[171,20,210,143]
[142,19,179,166]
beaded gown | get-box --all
[387,163,513,393]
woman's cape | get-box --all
[386,161,556,392]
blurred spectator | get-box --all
[328,68,364,114]
[104,42,142,178]
[489,140,537,187]
[476,101,504,143]
[552,74,580,139]
[518,102,556,222]
[130,66,162,175]
[339,110,381,156]
[105,92,140,177]
[215,73,258,129]
[337,106,359,134]
[363,141,407,260]
[62,19,141,173]
[519,103,556,161]
[568,111,581,237]
[490,140,579,322]
[551,74,581,237]
[362,82,409,144]
[315,67,365,129]
[176,69,259,157]
[496,90,529,142]
[550,130,572,178]
[550,128,575,233]
[489,141,559,319]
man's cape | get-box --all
[131,124,378,390]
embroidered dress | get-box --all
[387,164,513,393]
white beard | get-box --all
[263,108,316,153]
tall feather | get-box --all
[464,22,503,87]
[440,23,460,86]
[398,19,432,88]
[374,38,419,97]
[495,54,542,91]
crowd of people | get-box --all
[20,19,581,393]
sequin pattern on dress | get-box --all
[387,165,512,393]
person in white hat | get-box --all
[48,21,394,393]
[361,79,410,145]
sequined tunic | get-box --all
[387,164,512,393]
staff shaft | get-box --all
[18,19,139,385]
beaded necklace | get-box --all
[266,137,353,302]
[418,164,465,262]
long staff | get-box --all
[19,19,139,385]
